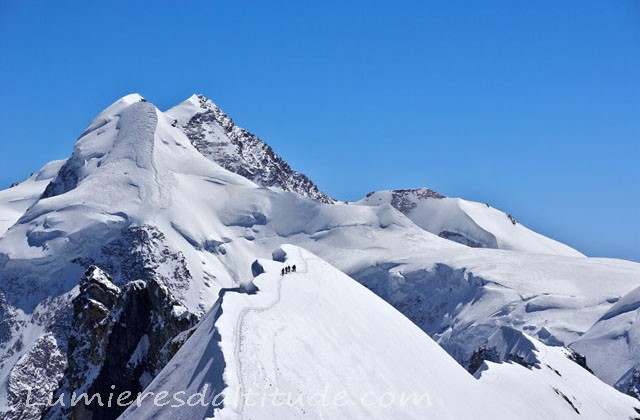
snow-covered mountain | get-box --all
[0,93,638,420]
[571,285,640,396]
[0,160,65,236]
[121,246,639,420]
[166,94,333,204]
[358,188,584,257]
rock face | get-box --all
[176,94,334,204]
[0,293,71,420]
[438,230,485,248]
[566,349,594,374]
[617,367,640,400]
[388,188,445,212]
[468,328,541,374]
[87,225,193,298]
[43,266,198,420]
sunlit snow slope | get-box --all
[358,189,584,257]
[121,246,640,420]
[0,160,65,236]
[0,93,638,420]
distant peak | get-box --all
[119,93,146,104]
[392,187,445,199]
[183,93,221,112]
[98,93,147,115]
[364,187,445,200]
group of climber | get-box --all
[281,265,296,276]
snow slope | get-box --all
[0,93,639,419]
[358,188,584,257]
[476,331,640,419]
[571,285,640,390]
[121,245,509,420]
[121,246,640,420]
[0,160,64,236]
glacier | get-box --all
[0,93,638,419]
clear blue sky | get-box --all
[0,0,638,261]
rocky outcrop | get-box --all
[75,225,193,300]
[616,366,640,400]
[180,94,334,204]
[438,230,485,248]
[566,349,593,374]
[1,294,71,420]
[40,158,80,199]
[468,327,541,375]
[44,266,198,420]
[388,188,445,213]
[5,333,67,420]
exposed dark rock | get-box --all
[439,230,485,248]
[44,266,198,420]
[1,293,72,420]
[615,366,640,401]
[41,157,81,199]
[468,346,500,374]
[389,188,445,213]
[181,94,334,204]
[75,225,192,299]
[551,387,580,414]
[6,333,67,420]
[566,349,593,374]
[468,327,541,375]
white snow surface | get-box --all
[121,246,640,420]
[358,189,585,257]
[0,159,65,236]
[476,333,640,420]
[571,285,640,386]
[0,94,639,418]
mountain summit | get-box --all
[0,94,638,420]
[167,94,334,203]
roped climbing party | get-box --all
[281,265,297,276]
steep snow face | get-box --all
[166,94,334,204]
[307,235,640,367]
[358,189,584,257]
[475,331,640,420]
[571,285,640,391]
[0,95,257,310]
[0,159,65,236]
[121,245,514,420]
[122,246,640,420]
